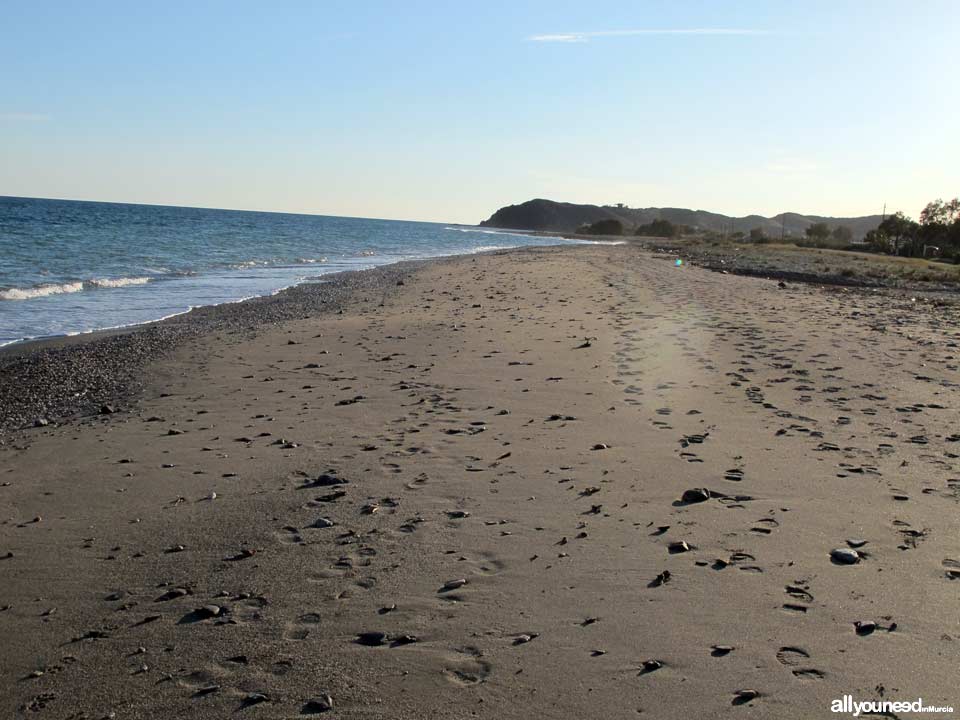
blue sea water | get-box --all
[0,196,596,347]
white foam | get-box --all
[89,276,152,288]
[0,281,85,300]
[0,276,158,301]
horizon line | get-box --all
[1,193,891,225]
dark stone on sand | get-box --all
[356,631,388,646]
[639,659,663,674]
[513,633,538,645]
[302,694,334,713]
[309,473,349,487]
[732,689,760,705]
[830,548,861,565]
[392,634,419,646]
[155,587,190,602]
[242,693,270,707]
[680,488,711,504]
[648,570,671,587]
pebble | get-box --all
[440,578,468,592]
[649,570,671,587]
[196,604,224,619]
[681,488,711,504]
[356,631,387,646]
[733,689,760,705]
[156,587,190,602]
[830,548,861,565]
[303,694,334,713]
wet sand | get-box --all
[2,243,959,719]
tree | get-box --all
[864,229,892,253]
[804,222,831,243]
[831,226,853,244]
[635,219,678,238]
[919,198,960,226]
[581,218,623,236]
[877,212,919,255]
[749,227,767,243]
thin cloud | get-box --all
[529,29,768,43]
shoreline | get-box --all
[5,236,958,436]
[0,246,572,434]
[0,256,426,433]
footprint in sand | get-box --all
[440,647,492,686]
[284,612,321,640]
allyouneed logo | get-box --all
[832,696,954,717]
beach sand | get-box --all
[2,243,959,719]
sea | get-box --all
[0,196,603,347]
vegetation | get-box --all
[863,199,960,261]
[634,219,684,238]
[577,218,623,236]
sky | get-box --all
[1,1,957,224]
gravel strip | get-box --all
[0,260,423,435]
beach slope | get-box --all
[2,244,958,719]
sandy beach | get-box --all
[2,243,959,719]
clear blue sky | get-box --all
[1,1,957,223]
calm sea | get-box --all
[0,196,596,347]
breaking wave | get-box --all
[0,276,153,301]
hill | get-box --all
[479,199,883,240]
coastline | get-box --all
[0,256,426,434]
[0,239,960,720]
[4,237,957,436]
[2,241,958,718]
[0,246,576,434]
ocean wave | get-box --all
[0,276,153,301]
[89,276,152,288]
[466,244,514,254]
[445,226,543,240]
[0,281,85,300]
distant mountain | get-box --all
[480,199,883,240]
